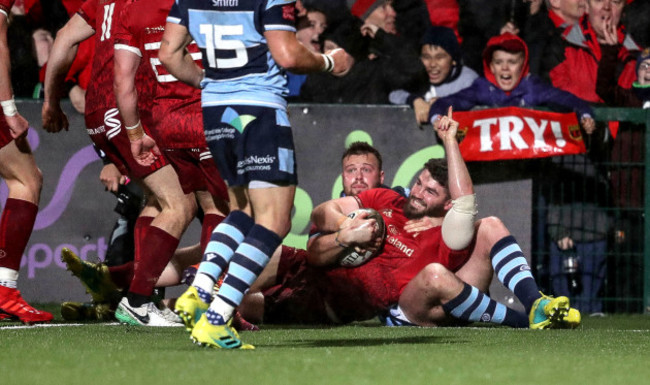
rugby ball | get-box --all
[339,208,386,267]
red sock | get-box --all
[129,226,180,297]
[133,216,154,265]
[200,214,225,253]
[108,261,134,289]
[0,198,38,271]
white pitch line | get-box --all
[0,322,120,330]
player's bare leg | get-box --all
[0,137,52,324]
[190,185,294,348]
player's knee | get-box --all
[477,216,509,241]
[418,263,453,291]
[162,196,196,226]
[272,216,292,239]
[17,167,43,201]
[30,167,43,193]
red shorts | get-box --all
[262,246,335,324]
[262,246,393,324]
[162,147,228,201]
[0,116,13,149]
[85,108,167,179]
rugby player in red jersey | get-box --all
[111,0,234,325]
[43,0,191,326]
[0,0,53,324]
[238,109,581,330]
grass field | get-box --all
[2,305,649,385]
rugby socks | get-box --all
[200,213,225,253]
[0,267,18,289]
[128,226,180,305]
[107,261,134,289]
[206,224,281,326]
[0,198,38,271]
[442,283,529,328]
[193,211,254,303]
[490,235,541,314]
[133,216,154,267]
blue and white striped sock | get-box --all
[442,283,528,328]
[490,235,541,314]
[192,211,254,301]
[206,224,282,325]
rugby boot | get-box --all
[529,293,570,329]
[60,301,115,321]
[0,286,53,324]
[60,248,122,304]
[115,297,182,327]
[175,286,209,332]
[190,314,254,350]
[551,307,581,329]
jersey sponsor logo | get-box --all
[386,235,414,257]
[144,26,165,34]
[104,108,122,141]
[387,224,399,236]
[212,0,238,6]
[237,154,276,174]
[220,107,256,133]
[381,209,393,218]
[237,154,276,171]
[204,125,237,141]
[86,126,106,135]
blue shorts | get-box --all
[202,105,297,187]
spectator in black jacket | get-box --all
[299,16,423,104]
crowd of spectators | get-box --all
[8,0,649,112]
[5,0,650,316]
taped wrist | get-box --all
[321,53,334,72]
[125,120,145,141]
[441,194,478,250]
[1,97,18,117]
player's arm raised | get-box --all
[42,14,95,133]
[435,107,478,250]
[159,22,203,89]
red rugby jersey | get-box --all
[113,0,205,149]
[77,0,124,116]
[321,188,472,321]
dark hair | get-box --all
[420,26,463,82]
[342,141,383,171]
[423,158,448,189]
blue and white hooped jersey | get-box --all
[168,0,297,110]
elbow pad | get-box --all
[442,194,478,250]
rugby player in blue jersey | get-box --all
[155,0,350,349]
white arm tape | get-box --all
[1,97,18,117]
[441,194,478,250]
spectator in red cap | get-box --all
[428,33,595,133]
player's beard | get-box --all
[403,196,446,219]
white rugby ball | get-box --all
[339,208,386,267]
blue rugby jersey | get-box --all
[167,0,296,110]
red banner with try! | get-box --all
[454,107,586,161]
